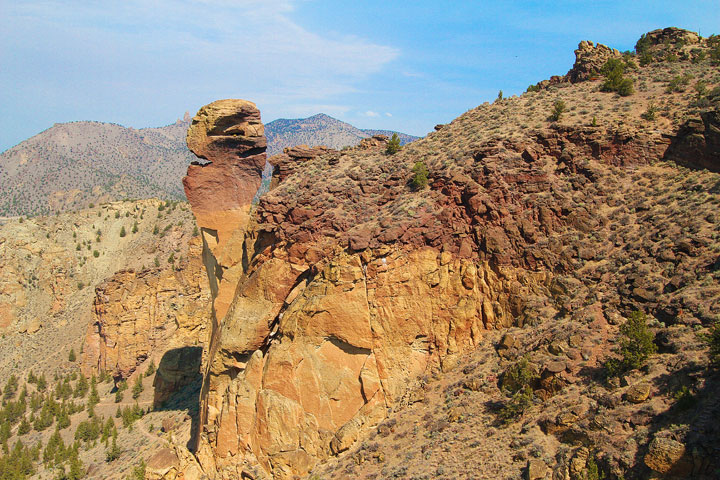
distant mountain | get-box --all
[0,120,194,217]
[265,113,418,156]
[0,114,420,217]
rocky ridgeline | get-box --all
[175,27,720,480]
[535,27,704,90]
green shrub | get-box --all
[68,349,76,362]
[93,250,99,258]
[666,74,693,93]
[386,133,401,155]
[641,102,657,121]
[635,33,651,55]
[73,375,88,398]
[616,78,634,96]
[586,452,605,480]
[131,376,143,400]
[410,161,429,190]
[105,435,121,462]
[605,311,657,377]
[131,459,146,480]
[501,356,539,394]
[498,385,533,424]
[600,58,634,96]
[707,321,720,365]
[674,385,697,410]
[549,100,566,121]
[119,226,126,238]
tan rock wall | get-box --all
[195,244,551,479]
[81,237,210,381]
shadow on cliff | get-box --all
[626,360,720,479]
[153,346,203,452]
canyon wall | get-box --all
[179,98,677,478]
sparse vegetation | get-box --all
[605,311,657,377]
[641,102,657,121]
[386,133,402,155]
[410,161,429,190]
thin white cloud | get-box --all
[0,0,399,144]
[363,111,380,117]
[385,112,393,117]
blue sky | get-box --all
[1,0,718,151]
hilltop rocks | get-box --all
[641,27,700,48]
[567,40,621,83]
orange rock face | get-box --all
[182,100,558,479]
[81,237,209,387]
[183,99,268,322]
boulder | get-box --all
[644,436,693,475]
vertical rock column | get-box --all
[183,99,267,321]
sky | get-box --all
[1,0,719,151]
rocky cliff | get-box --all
[182,29,720,480]
[81,237,210,401]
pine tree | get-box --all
[131,376,143,400]
[386,133,402,155]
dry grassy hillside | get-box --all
[0,121,194,217]
[0,199,198,380]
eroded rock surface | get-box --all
[183,100,268,325]
[180,32,720,479]
[81,237,209,387]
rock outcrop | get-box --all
[81,237,209,387]
[641,27,701,48]
[665,108,720,172]
[179,30,720,479]
[567,40,621,83]
[269,145,335,187]
[183,99,267,322]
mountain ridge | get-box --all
[0,114,419,217]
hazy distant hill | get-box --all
[0,120,193,216]
[265,113,418,156]
[0,114,419,217]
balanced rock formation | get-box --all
[183,99,267,322]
